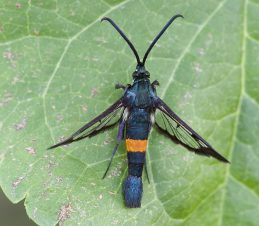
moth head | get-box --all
[132,64,150,79]
[101,15,183,78]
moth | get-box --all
[49,15,229,208]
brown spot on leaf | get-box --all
[3,50,16,67]
[3,50,14,60]
[33,29,40,36]
[12,176,25,188]
[25,147,36,155]
[15,3,22,8]
[90,87,98,97]
[58,203,73,224]
[56,176,63,183]
[81,105,88,113]
[14,118,27,131]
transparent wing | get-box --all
[48,98,124,149]
[155,98,229,163]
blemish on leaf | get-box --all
[109,163,123,177]
[206,33,213,46]
[33,29,40,36]
[182,155,193,162]
[92,57,99,62]
[103,136,113,145]
[47,160,57,170]
[99,194,103,200]
[111,219,119,225]
[69,10,75,16]
[14,118,27,131]
[3,50,16,67]
[3,50,14,60]
[11,76,24,85]
[33,207,38,219]
[198,48,205,56]
[179,92,192,107]
[95,37,108,44]
[0,153,5,164]
[25,147,36,155]
[193,62,202,74]
[0,92,12,107]
[12,176,25,188]
[45,157,58,177]
[81,105,88,113]
[56,114,64,122]
[90,87,98,97]
[58,203,73,225]
[56,176,63,183]
[15,3,22,8]
[103,140,110,145]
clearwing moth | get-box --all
[49,15,229,208]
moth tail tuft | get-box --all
[123,175,143,208]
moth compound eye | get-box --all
[132,71,138,77]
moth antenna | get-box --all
[142,14,184,65]
[101,17,141,65]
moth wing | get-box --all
[155,97,229,163]
[48,98,124,149]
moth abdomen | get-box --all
[123,175,143,208]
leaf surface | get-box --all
[0,0,259,225]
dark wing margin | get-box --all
[155,97,229,163]
[48,97,124,149]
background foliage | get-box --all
[0,0,259,225]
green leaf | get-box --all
[1,0,259,225]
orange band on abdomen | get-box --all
[126,139,147,152]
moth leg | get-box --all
[115,83,126,90]
[151,80,160,88]
[115,83,131,90]
[144,158,150,184]
[102,120,125,179]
